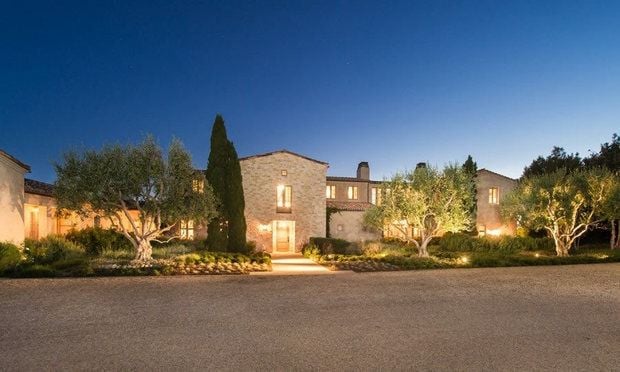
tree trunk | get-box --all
[135,239,153,261]
[418,238,431,258]
[555,239,570,257]
[611,220,618,250]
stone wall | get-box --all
[476,169,517,235]
[240,151,327,252]
[0,155,27,243]
[329,210,381,241]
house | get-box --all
[0,150,30,243]
[475,169,518,236]
[325,162,382,241]
[0,148,518,251]
[239,150,328,253]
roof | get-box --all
[239,149,328,165]
[0,149,31,172]
[477,168,517,182]
[326,176,382,184]
[24,178,55,197]
[327,200,375,212]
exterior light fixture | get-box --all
[461,256,469,264]
[535,253,540,258]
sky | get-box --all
[1,0,619,183]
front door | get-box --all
[274,221,294,253]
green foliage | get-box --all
[206,114,247,253]
[462,155,478,232]
[439,232,555,254]
[325,207,341,238]
[302,244,321,258]
[584,133,619,171]
[502,168,617,255]
[175,251,270,265]
[364,164,474,256]
[65,227,132,256]
[308,237,352,254]
[522,146,582,178]
[24,236,86,264]
[0,242,23,272]
[54,135,218,261]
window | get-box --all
[192,179,204,193]
[489,187,499,204]
[281,170,287,176]
[276,185,292,213]
[347,186,358,200]
[371,187,381,205]
[326,185,336,199]
[180,220,194,239]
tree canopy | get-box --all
[501,168,616,256]
[54,136,218,261]
[364,164,474,257]
[522,146,582,178]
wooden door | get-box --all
[275,222,290,252]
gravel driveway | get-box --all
[1,264,619,371]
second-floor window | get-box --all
[347,186,358,200]
[488,187,499,204]
[371,187,381,205]
[277,185,292,213]
[192,179,204,193]
[326,185,336,199]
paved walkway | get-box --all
[253,253,335,275]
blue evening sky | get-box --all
[1,1,619,182]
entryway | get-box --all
[272,220,295,253]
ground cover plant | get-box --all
[303,236,620,272]
[0,232,271,278]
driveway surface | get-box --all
[1,264,619,371]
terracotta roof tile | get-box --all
[24,178,55,197]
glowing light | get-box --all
[258,223,272,233]
[535,253,540,258]
[461,256,469,264]
[486,229,502,237]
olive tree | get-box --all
[501,168,616,256]
[54,136,218,261]
[364,164,474,257]
[602,180,620,249]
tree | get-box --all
[602,180,620,249]
[501,168,616,256]
[54,136,218,261]
[364,164,473,257]
[522,146,582,178]
[584,133,620,170]
[205,115,247,252]
[462,155,478,232]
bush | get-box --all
[65,227,132,256]
[302,244,321,258]
[0,242,23,273]
[13,264,57,278]
[440,233,555,254]
[440,232,474,251]
[309,237,351,254]
[24,236,85,264]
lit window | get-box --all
[277,185,292,213]
[326,185,336,199]
[371,187,381,205]
[192,179,205,193]
[181,220,194,239]
[347,186,358,200]
[489,187,499,204]
[281,170,287,176]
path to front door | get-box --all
[251,254,337,275]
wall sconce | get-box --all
[258,223,272,233]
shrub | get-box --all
[309,237,351,254]
[51,257,94,276]
[302,244,321,258]
[65,227,132,256]
[251,252,271,265]
[440,232,474,251]
[0,242,23,273]
[24,236,85,264]
[13,264,57,278]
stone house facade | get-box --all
[0,150,30,243]
[475,169,518,236]
[239,150,328,253]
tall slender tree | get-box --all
[205,115,247,252]
[462,155,478,233]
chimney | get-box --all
[357,162,370,180]
[416,162,427,169]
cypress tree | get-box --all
[205,114,247,252]
[206,115,231,251]
[225,140,247,252]
[462,155,478,233]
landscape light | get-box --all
[535,253,540,258]
[461,256,469,263]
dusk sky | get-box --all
[1,1,619,183]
